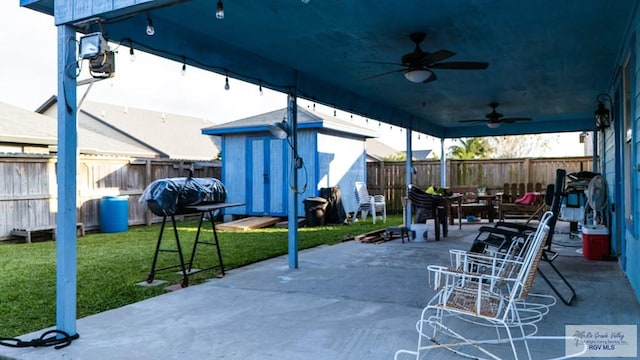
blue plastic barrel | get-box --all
[100,195,129,233]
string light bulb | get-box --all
[333,109,337,117]
[224,76,230,90]
[146,15,155,36]
[181,59,186,76]
[129,46,135,62]
[216,0,225,19]
[259,84,263,96]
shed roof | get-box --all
[202,107,378,139]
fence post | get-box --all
[145,159,152,226]
[524,158,531,184]
[379,160,385,195]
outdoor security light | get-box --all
[89,50,115,77]
[79,32,107,59]
[268,120,290,139]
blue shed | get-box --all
[202,108,378,218]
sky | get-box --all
[0,2,585,156]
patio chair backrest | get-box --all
[354,181,370,204]
[407,185,441,218]
[510,211,553,302]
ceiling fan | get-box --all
[365,32,489,83]
[459,102,532,128]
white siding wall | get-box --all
[316,133,367,214]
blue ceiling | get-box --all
[24,0,636,138]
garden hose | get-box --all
[0,329,79,350]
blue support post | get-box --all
[287,94,299,269]
[405,128,413,226]
[56,24,78,336]
[440,138,447,187]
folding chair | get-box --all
[470,169,577,305]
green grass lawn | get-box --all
[0,215,402,337]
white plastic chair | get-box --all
[395,211,586,360]
[353,181,386,224]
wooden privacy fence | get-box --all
[366,156,593,214]
[0,154,220,241]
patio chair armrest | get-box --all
[448,250,525,269]
[447,250,526,280]
[477,226,524,238]
[427,264,518,292]
[494,222,536,233]
[373,194,385,203]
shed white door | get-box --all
[247,137,286,216]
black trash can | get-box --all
[304,197,329,226]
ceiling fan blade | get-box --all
[364,61,405,66]
[422,49,456,64]
[499,117,532,123]
[429,61,489,70]
[458,119,487,123]
[362,68,405,80]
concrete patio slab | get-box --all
[1,222,638,359]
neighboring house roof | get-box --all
[0,101,56,146]
[412,150,433,160]
[0,100,158,157]
[38,97,220,160]
[202,107,378,139]
[80,101,220,161]
[365,139,401,161]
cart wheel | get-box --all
[181,278,189,288]
[146,274,155,283]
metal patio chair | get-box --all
[395,211,586,360]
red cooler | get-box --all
[581,225,610,260]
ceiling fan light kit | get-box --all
[404,68,432,83]
[486,122,500,129]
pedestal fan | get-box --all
[585,175,608,227]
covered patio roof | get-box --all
[18,0,637,341]
[23,0,635,138]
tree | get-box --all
[485,134,553,158]
[448,137,492,159]
[383,151,407,161]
